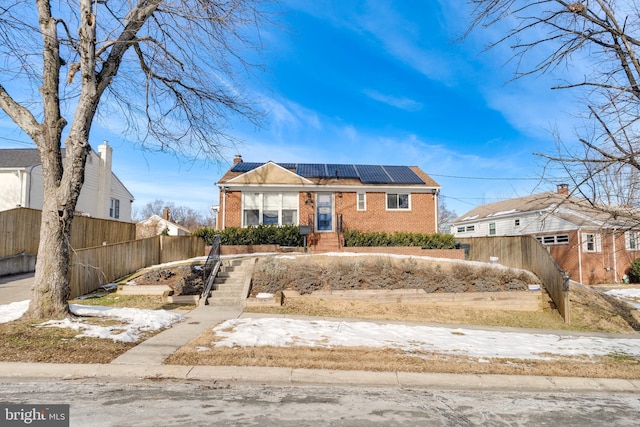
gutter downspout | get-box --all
[25,164,37,208]
[577,228,583,284]
[221,188,226,231]
[434,190,439,233]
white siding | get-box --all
[452,212,580,239]
[0,170,22,210]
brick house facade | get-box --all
[215,156,441,251]
[451,184,640,284]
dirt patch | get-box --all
[0,318,138,364]
[250,255,540,296]
[127,265,205,296]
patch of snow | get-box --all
[256,293,274,299]
[0,300,184,343]
[0,300,29,323]
[605,288,640,309]
[210,317,640,361]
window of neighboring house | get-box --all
[626,231,640,250]
[582,233,602,253]
[457,226,465,233]
[514,219,520,226]
[536,234,569,245]
[109,198,120,219]
[386,193,410,210]
[357,192,366,211]
[466,225,475,232]
[242,192,299,227]
[489,223,496,235]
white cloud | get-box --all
[362,89,423,112]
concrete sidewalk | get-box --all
[0,272,33,305]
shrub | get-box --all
[629,258,640,283]
[192,225,304,247]
[343,230,455,249]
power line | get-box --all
[429,173,540,181]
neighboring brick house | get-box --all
[215,155,441,251]
[451,184,640,285]
[0,141,134,222]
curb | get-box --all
[0,362,639,393]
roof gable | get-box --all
[227,162,313,185]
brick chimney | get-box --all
[162,208,171,221]
[557,184,569,195]
[233,154,243,165]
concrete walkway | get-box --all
[111,305,243,365]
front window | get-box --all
[242,192,298,227]
[489,223,496,235]
[386,193,410,210]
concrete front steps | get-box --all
[311,233,342,253]
[204,257,255,307]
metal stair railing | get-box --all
[200,234,221,305]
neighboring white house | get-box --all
[0,141,134,222]
[450,184,640,285]
[136,208,191,238]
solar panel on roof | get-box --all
[231,162,263,172]
[297,163,328,178]
[327,164,359,179]
[358,165,393,183]
[384,166,425,184]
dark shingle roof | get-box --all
[0,149,42,168]
[0,148,68,168]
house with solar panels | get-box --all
[215,155,441,252]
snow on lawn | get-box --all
[605,288,640,310]
[0,300,184,343]
[211,318,640,361]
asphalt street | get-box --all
[2,377,640,427]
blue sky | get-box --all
[0,1,580,219]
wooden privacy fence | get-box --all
[69,235,205,298]
[0,207,136,257]
[458,236,570,323]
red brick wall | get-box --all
[541,229,640,284]
[342,247,464,259]
[337,191,436,234]
[220,190,437,234]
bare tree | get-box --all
[467,0,640,224]
[0,0,272,319]
[135,199,210,230]
[438,197,458,234]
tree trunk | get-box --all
[26,206,73,319]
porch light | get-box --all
[305,192,313,205]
